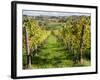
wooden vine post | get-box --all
[24,26,32,68]
[79,25,85,64]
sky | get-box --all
[23,10,91,17]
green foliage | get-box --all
[22,15,91,69]
[55,16,91,61]
[23,16,51,54]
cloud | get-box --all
[23,10,90,16]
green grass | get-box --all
[31,34,73,68]
[46,22,64,30]
[31,34,72,68]
[23,34,91,69]
[73,60,91,67]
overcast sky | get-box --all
[23,10,90,16]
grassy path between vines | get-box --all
[31,34,74,68]
[31,34,90,69]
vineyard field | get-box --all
[22,11,91,69]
